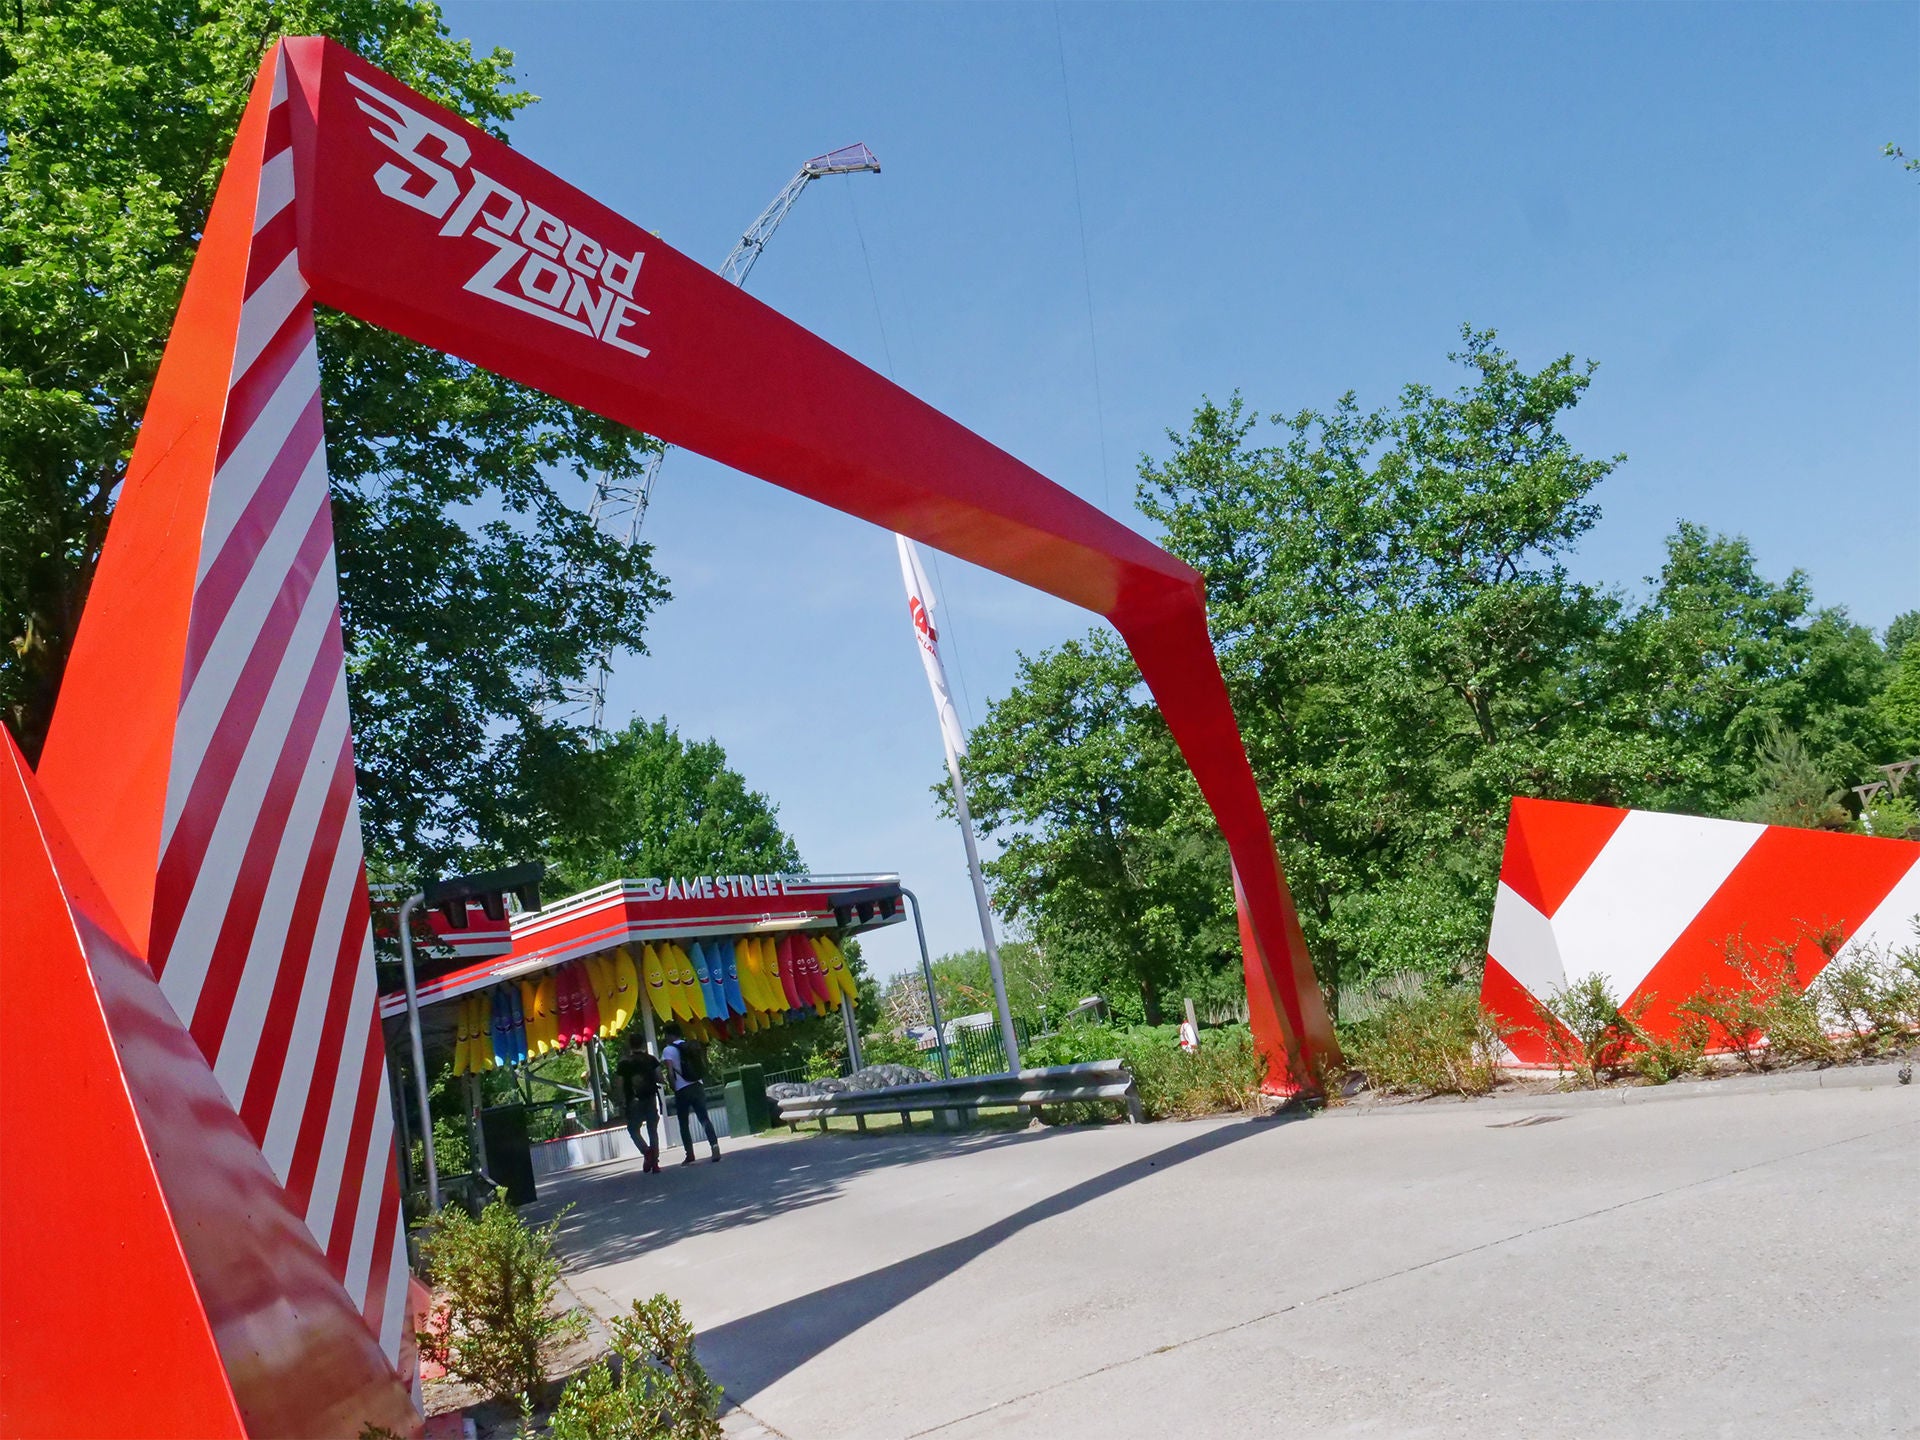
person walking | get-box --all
[662,1025,720,1165]
[616,1036,662,1174]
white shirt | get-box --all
[663,1041,692,1091]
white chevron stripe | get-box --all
[210,674,351,1103]
[342,1087,395,1301]
[167,444,329,848]
[270,50,287,106]
[262,808,365,1179]
[377,1230,411,1360]
[304,941,378,1243]
[230,250,309,384]
[1550,809,1765,1003]
[1486,881,1564,1001]
[194,336,321,583]
[159,559,340,1021]
[1843,861,1920,958]
[255,148,295,232]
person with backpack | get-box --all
[661,1024,720,1165]
[616,1035,662,1174]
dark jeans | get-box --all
[625,1107,659,1160]
[674,1082,717,1156]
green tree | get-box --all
[0,0,665,876]
[545,717,803,894]
[1875,629,1920,754]
[1619,523,1890,816]
[1735,725,1847,829]
[1884,610,1920,664]
[951,632,1240,1024]
[1133,328,1650,1003]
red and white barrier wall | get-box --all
[1480,798,1920,1065]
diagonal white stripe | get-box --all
[158,562,339,1025]
[254,147,295,233]
[195,336,321,581]
[262,812,365,1180]
[1550,809,1765,1003]
[210,676,350,1104]
[377,1230,411,1361]
[1486,881,1564,1002]
[303,942,377,1244]
[342,1087,395,1302]
[1841,861,1920,960]
[230,250,309,385]
[270,51,287,106]
[168,444,330,848]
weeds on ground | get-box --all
[537,1295,723,1440]
[1531,974,1636,1088]
[416,1192,586,1407]
[1529,974,1711,1088]
[1679,924,1920,1069]
[1344,986,1501,1097]
[1023,1023,1267,1118]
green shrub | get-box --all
[416,1193,586,1406]
[543,1295,723,1440]
[1533,974,1638,1088]
[856,1029,926,1068]
[1345,985,1500,1097]
[1024,1022,1265,1119]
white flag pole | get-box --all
[896,535,1022,1073]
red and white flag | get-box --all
[897,535,968,765]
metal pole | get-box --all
[396,891,440,1210]
[840,993,863,1074]
[945,755,1021,1072]
[900,887,952,1080]
[587,1037,608,1126]
[466,1071,489,1181]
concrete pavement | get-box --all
[534,1068,1918,1439]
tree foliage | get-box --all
[949,635,1236,1024]
[1,0,665,877]
[544,717,803,894]
[958,328,1906,1012]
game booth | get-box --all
[381,872,910,1207]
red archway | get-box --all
[15,38,1336,1430]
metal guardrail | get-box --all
[774,1059,1142,1128]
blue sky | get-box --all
[443,1,1918,977]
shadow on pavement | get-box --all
[533,1123,1064,1271]
[695,1113,1295,1404]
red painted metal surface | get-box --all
[1481,798,1920,1065]
[2,738,418,1438]
[278,36,1333,1078]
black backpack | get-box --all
[672,1038,706,1084]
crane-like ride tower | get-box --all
[568,143,882,732]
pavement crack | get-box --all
[901,1118,1917,1438]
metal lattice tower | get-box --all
[562,143,883,733]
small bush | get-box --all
[416,1193,586,1406]
[1022,1022,1266,1119]
[544,1295,723,1440]
[1532,974,1636,1088]
[1345,985,1500,1097]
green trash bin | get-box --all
[722,1079,750,1139]
[478,1104,537,1205]
[737,1063,770,1133]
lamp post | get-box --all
[395,890,438,1211]
[900,887,953,1080]
[398,862,544,1212]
